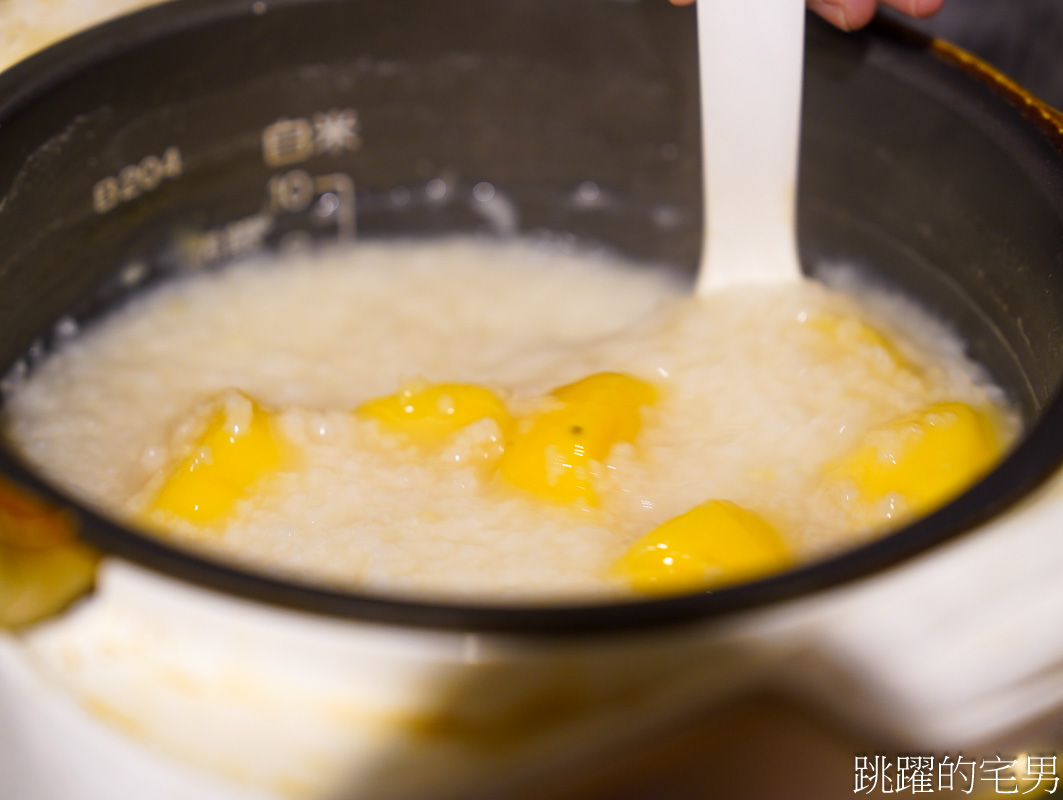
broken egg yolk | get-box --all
[357,382,512,447]
[499,372,657,507]
[615,499,790,594]
[148,393,282,524]
[805,312,913,372]
[830,401,1001,520]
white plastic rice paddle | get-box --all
[695,0,807,294]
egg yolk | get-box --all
[357,382,512,447]
[831,401,1001,520]
[499,372,657,507]
[149,392,282,524]
[805,313,912,371]
[615,500,790,594]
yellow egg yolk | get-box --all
[805,312,912,372]
[615,500,790,594]
[149,392,282,524]
[499,372,657,507]
[357,382,512,447]
[830,401,1001,521]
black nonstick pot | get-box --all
[1,0,1063,635]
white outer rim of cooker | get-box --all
[3,462,1063,798]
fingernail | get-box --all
[808,0,851,31]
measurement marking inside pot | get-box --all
[184,214,274,268]
[268,170,357,242]
[176,169,358,268]
[261,108,361,168]
[91,147,182,214]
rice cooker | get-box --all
[2,1,1063,798]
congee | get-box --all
[1,238,1017,599]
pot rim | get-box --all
[2,0,1063,636]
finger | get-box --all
[878,0,946,18]
[807,0,878,31]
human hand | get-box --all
[668,0,945,32]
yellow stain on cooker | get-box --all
[616,500,791,595]
[357,382,513,446]
[831,401,1001,520]
[149,392,282,524]
[498,372,657,507]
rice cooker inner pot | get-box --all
[1,0,1063,631]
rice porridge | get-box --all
[1,238,1017,600]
